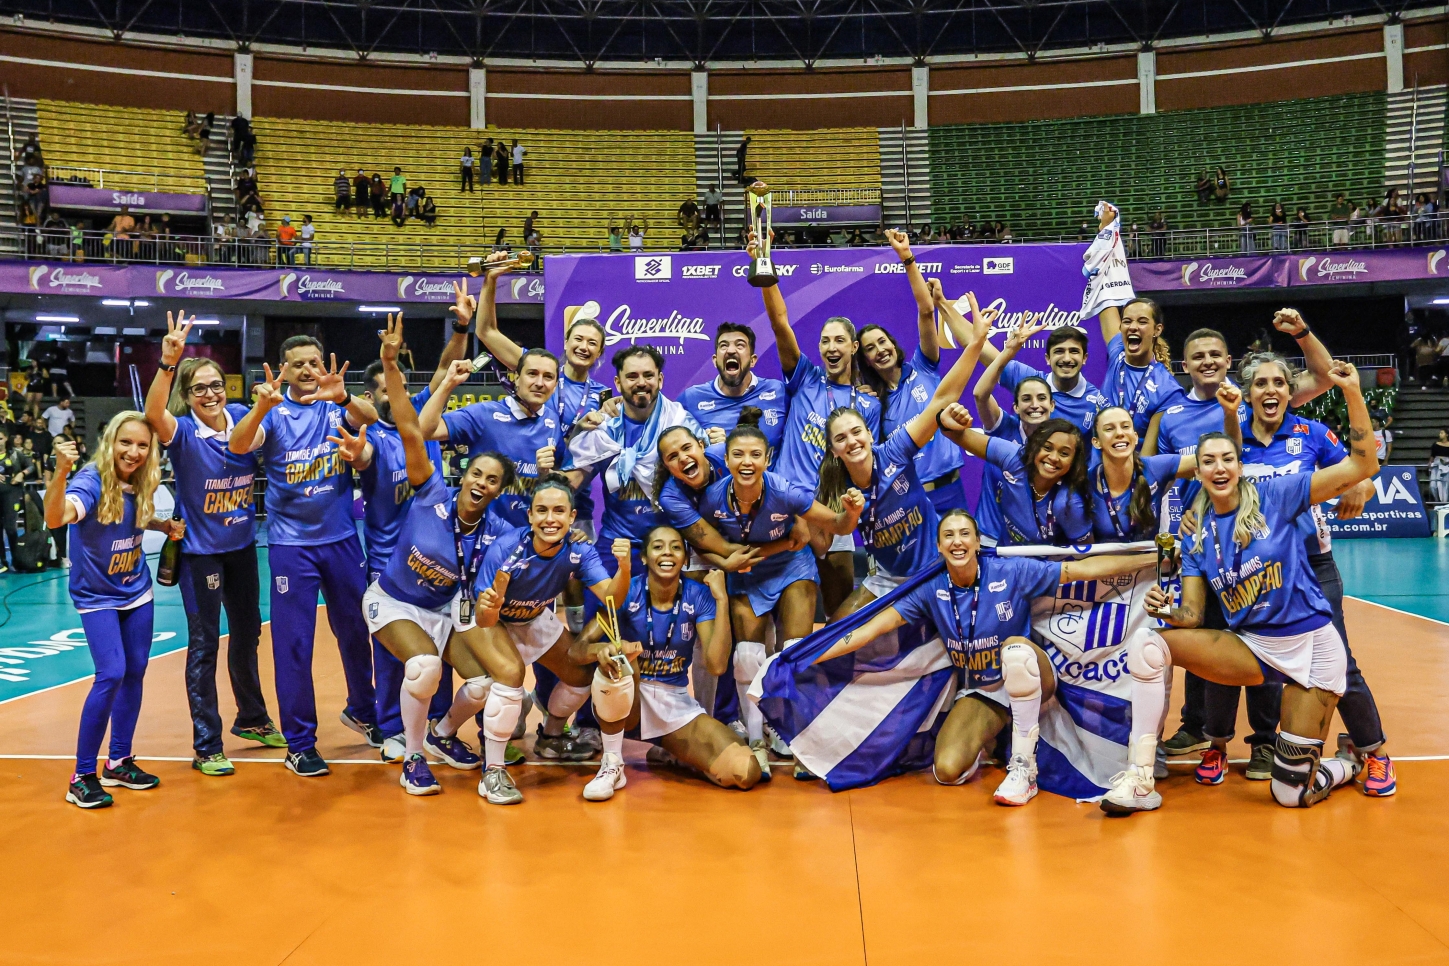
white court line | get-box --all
[0,754,596,766]
[1347,595,1449,630]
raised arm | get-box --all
[145,310,191,445]
[430,287,474,394]
[229,364,283,455]
[381,313,434,487]
[749,229,800,375]
[43,438,81,529]
[469,254,526,370]
[698,571,734,676]
[935,283,1000,367]
[1273,309,1334,406]
[587,538,634,606]
[887,229,938,364]
[419,359,472,442]
[905,295,992,447]
[1218,382,1244,452]
[813,605,907,664]
[1309,362,1379,504]
[974,319,1042,432]
[1094,203,1123,344]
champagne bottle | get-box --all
[156,517,182,587]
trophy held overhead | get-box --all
[747,181,779,288]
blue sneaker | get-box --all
[425,726,481,770]
[284,748,330,777]
[401,754,442,796]
[339,710,384,748]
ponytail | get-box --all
[1126,453,1157,535]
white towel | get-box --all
[1080,201,1137,319]
[566,394,702,497]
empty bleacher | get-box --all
[741,127,882,195]
[37,100,209,196]
[248,118,694,262]
[928,92,1388,238]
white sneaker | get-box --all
[765,724,793,760]
[993,753,1038,806]
[380,733,406,764]
[749,739,772,782]
[583,753,627,802]
[728,720,747,741]
[1100,765,1161,816]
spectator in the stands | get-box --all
[678,196,700,228]
[1371,415,1393,461]
[390,167,407,208]
[236,168,260,211]
[1412,333,1440,385]
[1328,192,1353,246]
[523,210,539,243]
[41,398,74,438]
[1237,202,1254,253]
[70,218,88,263]
[183,112,202,138]
[1413,193,1437,241]
[18,133,42,167]
[299,214,315,265]
[1212,166,1230,201]
[391,193,407,227]
[108,206,136,262]
[420,194,438,227]
[1194,169,1213,203]
[214,213,235,264]
[1429,430,1449,502]
[1437,331,1449,383]
[480,138,493,176]
[734,136,751,186]
[917,222,936,243]
[628,217,649,251]
[42,212,68,257]
[493,228,508,249]
[196,112,215,155]
[1077,217,1094,241]
[461,147,476,192]
[703,184,722,226]
[136,215,157,262]
[334,169,351,210]
[1269,202,1289,252]
[405,185,424,219]
[353,169,369,216]
[846,227,867,247]
[511,139,526,185]
[1146,211,1167,257]
[1290,206,1311,249]
[243,208,265,262]
[607,219,624,252]
[680,223,708,251]
[370,173,387,217]
[494,141,509,185]
[276,216,298,265]
[996,221,1012,242]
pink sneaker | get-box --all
[1194,748,1227,785]
[1361,754,1396,797]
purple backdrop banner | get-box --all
[0,261,543,304]
[1132,245,1449,291]
[543,245,1098,509]
[48,184,209,213]
[772,204,883,226]
[1130,255,1291,291]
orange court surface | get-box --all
[3,593,1448,965]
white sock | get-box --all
[437,683,488,738]
[485,737,509,767]
[400,684,429,756]
[1010,693,1041,754]
[602,730,624,758]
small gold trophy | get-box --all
[746,181,778,288]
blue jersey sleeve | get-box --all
[688,580,718,625]
[1180,535,1207,578]
[413,466,450,507]
[475,526,522,592]
[657,478,703,529]
[1310,421,1347,468]
[999,359,1040,395]
[785,356,820,394]
[442,403,487,449]
[891,580,935,627]
[65,465,101,517]
[1264,471,1314,520]
[1056,491,1093,543]
[1107,333,1125,363]
[782,478,817,517]
[705,444,728,473]
[985,435,1024,473]
[882,425,923,467]
[1011,557,1063,600]
[575,539,612,589]
[910,346,941,377]
[1144,453,1183,494]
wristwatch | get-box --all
[159,362,178,373]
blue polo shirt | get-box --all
[443,395,561,528]
[257,396,356,546]
[678,373,787,458]
[1155,385,1247,530]
[1000,359,1107,437]
[165,404,258,555]
[1239,413,1346,557]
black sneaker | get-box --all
[1245,743,1274,781]
[66,773,113,809]
[285,748,331,777]
[339,710,384,748]
[1161,728,1210,757]
[99,757,160,790]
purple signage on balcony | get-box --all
[48,184,209,214]
[771,204,883,226]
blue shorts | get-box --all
[727,546,818,617]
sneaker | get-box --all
[1361,754,1397,797]
[574,726,604,756]
[534,728,593,762]
[284,748,330,777]
[1194,748,1227,785]
[645,745,681,768]
[1245,743,1274,781]
[511,691,534,741]
[380,733,406,764]
[765,724,793,760]
[425,725,481,770]
[479,764,524,804]
[994,753,1039,806]
[66,773,113,809]
[1162,728,1210,757]
[1154,742,1169,780]
[583,753,627,801]
[749,738,772,782]
[0,565,9,574]
[793,761,819,781]
[505,741,526,766]
[1101,765,1161,816]
[339,710,384,748]
[400,753,442,796]
[100,757,160,790]
[192,753,235,777]
[231,721,287,748]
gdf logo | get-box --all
[682,265,720,279]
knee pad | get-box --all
[1001,642,1041,700]
[546,681,591,719]
[591,667,635,723]
[733,641,767,686]
[460,675,492,705]
[1127,629,1169,683]
[483,682,525,741]
[706,741,759,789]
[1270,732,1324,808]
[402,654,443,701]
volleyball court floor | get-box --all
[1,539,1447,965]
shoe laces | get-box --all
[1366,755,1390,783]
[1199,749,1225,771]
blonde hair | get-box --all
[91,410,160,527]
[167,357,227,418]
[1188,434,1267,551]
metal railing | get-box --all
[773,186,881,206]
[46,165,207,195]
[4,86,18,227]
[1168,354,1397,375]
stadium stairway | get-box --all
[1385,84,1446,199]
[203,116,238,222]
[695,129,746,248]
[879,125,930,231]
[0,96,40,254]
[1389,385,1449,500]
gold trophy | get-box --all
[506,249,535,269]
[746,181,778,288]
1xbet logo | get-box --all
[682,265,720,279]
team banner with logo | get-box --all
[750,542,1156,795]
[1131,245,1449,292]
[1325,465,1432,538]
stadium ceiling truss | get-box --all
[5,1,1443,66]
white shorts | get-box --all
[363,580,469,656]
[638,680,707,740]
[862,570,907,600]
[1239,623,1347,695]
[500,606,566,665]
[828,533,855,554]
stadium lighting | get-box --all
[94,326,117,335]
[122,327,147,335]
[192,319,221,325]
[36,314,80,323]
[1433,298,1449,305]
[101,298,151,308]
[358,305,401,313]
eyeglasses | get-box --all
[189,381,227,397]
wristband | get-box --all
[451,320,471,334]
[159,363,178,373]
[901,255,916,267]
[1292,324,1312,339]
[935,409,947,430]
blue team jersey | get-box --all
[1103,334,1185,437]
[1155,386,1246,529]
[697,471,815,545]
[360,389,443,576]
[678,374,788,458]
[894,555,1061,687]
[655,445,729,531]
[596,415,663,546]
[476,529,611,623]
[882,349,963,485]
[1088,454,1180,542]
[974,414,1025,545]
[1000,359,1107,437]
[984,436,1091,546]
[1181,473,1332,636]
[166,404,258,555]
[1239,413,1346,557]
[552,370,609,524]
[378,469,505,610]
[860,427,938,577]
[775,357,881,485]
[65,464,152,611]
[443,395,561,529]
[258,397,356,546]
[618,575,718,686]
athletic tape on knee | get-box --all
[733,641,767,685]
[591,667,635,722]
[1001,642,1041,700]
[1270,731,1324,808]
[546,681,591,719]
[706,742,758,789]
[483,682,525,741]
[402,654,443,701]
[1127,628,1169,683]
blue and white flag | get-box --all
[751,542,1158,795]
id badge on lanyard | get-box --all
[453,508,487,625]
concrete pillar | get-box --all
[692,71,709,134]
[234,51,254,119]
[1384,22,1405,94]
[469,67,487,129]
[1137,49,1156,115]
[911,66,929,128]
